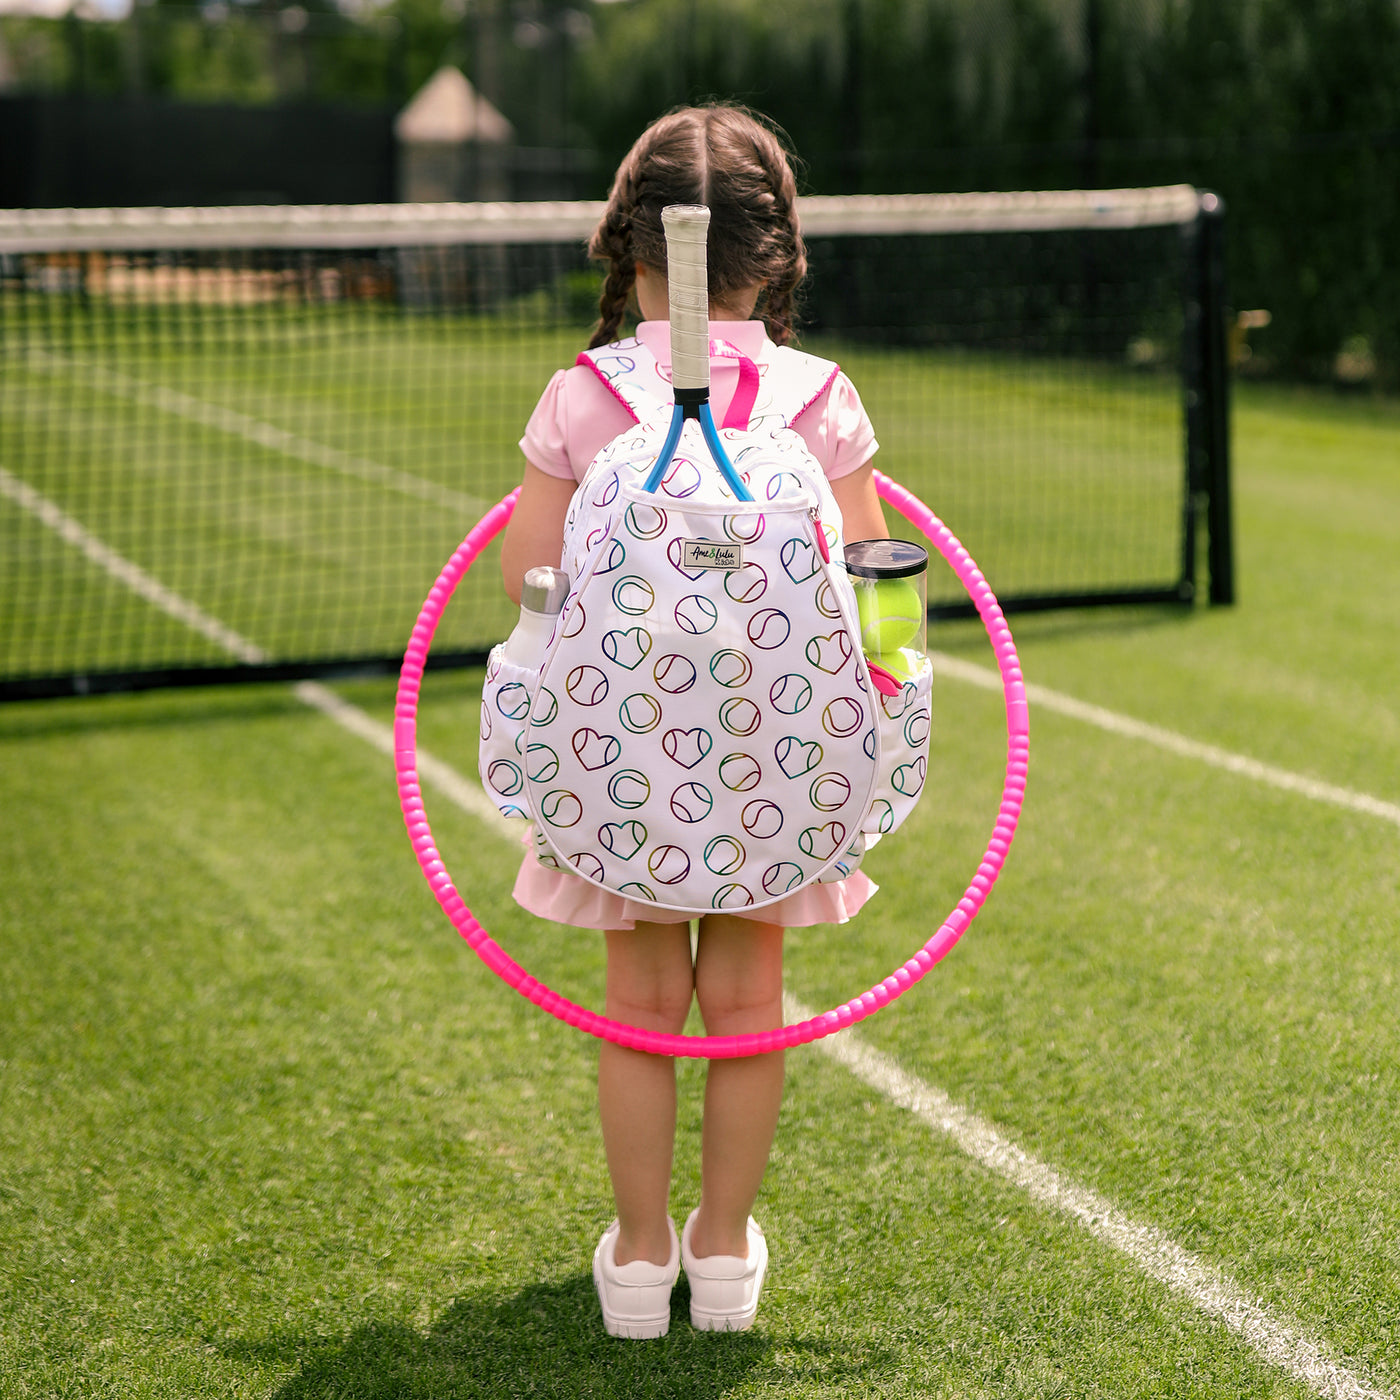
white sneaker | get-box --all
[681,1209,768,1332]
[592,1217,680,1339]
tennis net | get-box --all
[0,188,1231,700]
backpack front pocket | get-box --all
[524,491,882,913]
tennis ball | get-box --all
[856,577,922,656]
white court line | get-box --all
[931,651,1400,829]
[3,466,1391,1397]
[789,996,1389,1400]
[16,348,491,519]
[0,465,268,666]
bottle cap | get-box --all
[842,538,928,580]
[521,566,570,614]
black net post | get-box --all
[1184,191,1235,606]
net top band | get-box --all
[0,186,1209,255]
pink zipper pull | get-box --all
[811,511,830,563]
[865,660,902,697]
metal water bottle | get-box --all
[502,565,570,670]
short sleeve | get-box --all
[519,364,639,482]
[518,369,575,479]
[793,370,879,480]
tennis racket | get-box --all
[641,204,754,502]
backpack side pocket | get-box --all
[861,658,933,838]
[479,643,542,820]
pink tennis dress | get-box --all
[511,319,881,931]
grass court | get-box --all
[0,312,1396,1397]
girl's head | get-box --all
[587,103,806,349]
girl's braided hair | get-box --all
[587,103,807,349]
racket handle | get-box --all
[662,204,710,397]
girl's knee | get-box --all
[605,925,695,1033]
[693,918,784,1036]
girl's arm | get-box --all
[830,460,888,543]
[500,461,577,606]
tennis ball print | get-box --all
[904,705,931,747]
[570,851,606,881]
[814,580,843,620]
[670,782,714,823]
[822,696,865,737]
[526,744,560,783]
[717,753,762,791]
[618,692,662,734]
[625,502,668,539]
[723,512,765,544]
[719,698,762,737]
[704,835,746,876]
[608,769,651,809]
[495,682,531,721]
[531,686,559,726]
[710,649,753,688]
[712,883,756,909]
[741,799,784,839]
[856,577,922,656]
[648,844,691,884]
[747,608,791,650]
[723,563,768,604]
[565,665,609,706]
[487,759,523,796]
[612,576,655,616]
[652,653,697,694]
[659,456,702,498]
[768,673,813,714]
[540,789,583,827]
[761,862,806,896]
[596,540,626,575]
[809,772,852,811]
[561,599,587,637]
[674,594,719,634]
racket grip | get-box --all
[662,204,710,396]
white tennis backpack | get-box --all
[480,206,932,914]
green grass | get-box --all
[1,379,1398,1396]
[0,378,1394,1394]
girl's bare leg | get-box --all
[689,915,785,1260]
[598,922,695,1266]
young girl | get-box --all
[499,102,889,1338]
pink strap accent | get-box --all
[791,363,841,425]
[865,660,902,697]
[709,338,761,430]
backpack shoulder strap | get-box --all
[748,344,842,432]
[575,338,668,424]
[578,337,842,432]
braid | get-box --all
[587,205,637,349]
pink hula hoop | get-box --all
[394,471,1029,1059]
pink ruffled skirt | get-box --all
[511,829,876,931]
